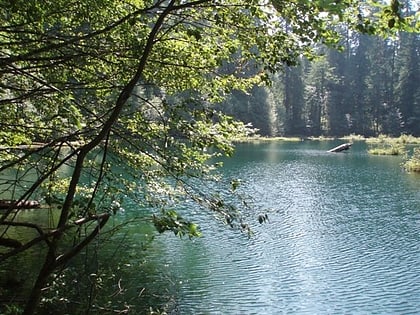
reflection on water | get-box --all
[136,141,419,314]
[3,141,419,314]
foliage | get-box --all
[395,135,420,144]
[367,135,407,155]
[237,136,303,142]
[366,134,420,144]
[368,143,406,155]
[223,1,419,137]
[0,0,416,314]
[403,147,420,172]
[152,209,201,238]
[340,134,367,141]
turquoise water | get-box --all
[3,141,419,314]
[124,141,420,314]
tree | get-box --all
[0,0,413,313]
[394,31,420,135]
[217,83,276,136]
[365,36,402,136]
[283,63,306,136]
[324,33,353,137]
[303,49,344,137]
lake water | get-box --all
[116,141,420,314]
[2,140,419,314]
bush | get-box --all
[403,148,420,172]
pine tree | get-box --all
[394,32,420,135]
[283,63,305,136]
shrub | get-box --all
[403,148,420,172]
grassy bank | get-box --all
[403,148,420,173]
[366,134,420,145]
[235,136,303,142]
[366,134,420,156]
[368,143,406,155]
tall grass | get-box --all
[403,148,420,172]
[366,134,420,145]
[368,143,406,155]
[339,134,366,141]
[366,135,420,156]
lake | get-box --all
[112,140,420,314]
[2,140,419,314]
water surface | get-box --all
[130,141,420,314]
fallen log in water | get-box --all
[328,143,352,153]
[0,200,41,210]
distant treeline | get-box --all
[219,29,419,137]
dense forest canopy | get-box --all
[222,1,420,137]
[0,0,418,314]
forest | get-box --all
[221,26,420,137]
[0,0,418,314]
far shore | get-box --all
[236,134,420,144]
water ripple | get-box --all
[137,142,420,314]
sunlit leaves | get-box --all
[152,209,202,238]
[1,1,417,237]
[230,179,241,192]
[1,0,418,256]
[5,2,420,313]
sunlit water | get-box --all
[127,141,420,314]
[3,141,419,314]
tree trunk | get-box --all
[21,2,176,313]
